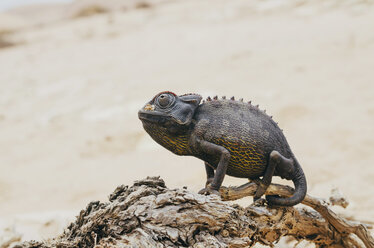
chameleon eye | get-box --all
[157,94,174,108]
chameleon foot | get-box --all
[251,198,267,207]
[198,186,220,197]
[254,181,268,200]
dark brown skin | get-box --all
[138,91,307,206]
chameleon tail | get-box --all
[266,159,307,206]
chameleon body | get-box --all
[138,91,307,206]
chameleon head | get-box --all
[138,91,202,127]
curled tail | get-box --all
[266,159,307,206]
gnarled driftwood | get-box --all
[15,177,373,248]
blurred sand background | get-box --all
[0,0,374,246]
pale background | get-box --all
[0,0,373,246]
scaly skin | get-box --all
[138,91,307,206]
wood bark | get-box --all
[15,177,374,248]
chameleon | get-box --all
[138,91,307,206]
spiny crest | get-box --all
[205,95,245,103]
[204,95,262,108]
[202,95,272,119]
[201,95,281,131]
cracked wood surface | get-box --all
[15,177,374,248]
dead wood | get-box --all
[15,177,374,248]
[220,180,374,248]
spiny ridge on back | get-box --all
[201,95,281,130]
[203,95,268,114]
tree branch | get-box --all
[220,181,374,248]
[13,177,374,248]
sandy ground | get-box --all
[0,0,374,246]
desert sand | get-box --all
[0,0,374,246]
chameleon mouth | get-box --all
[138,110,170,124]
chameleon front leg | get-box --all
[191,136,231,196]
[204,162,215,187]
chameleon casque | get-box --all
[138,91,307,206]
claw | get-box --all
[198,186,221,197]
[251,198,267,207]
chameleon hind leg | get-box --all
[253,150,294,202]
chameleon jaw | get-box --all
[138,107,170,124]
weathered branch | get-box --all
[14,177,373,248]
[220,181,374,248]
